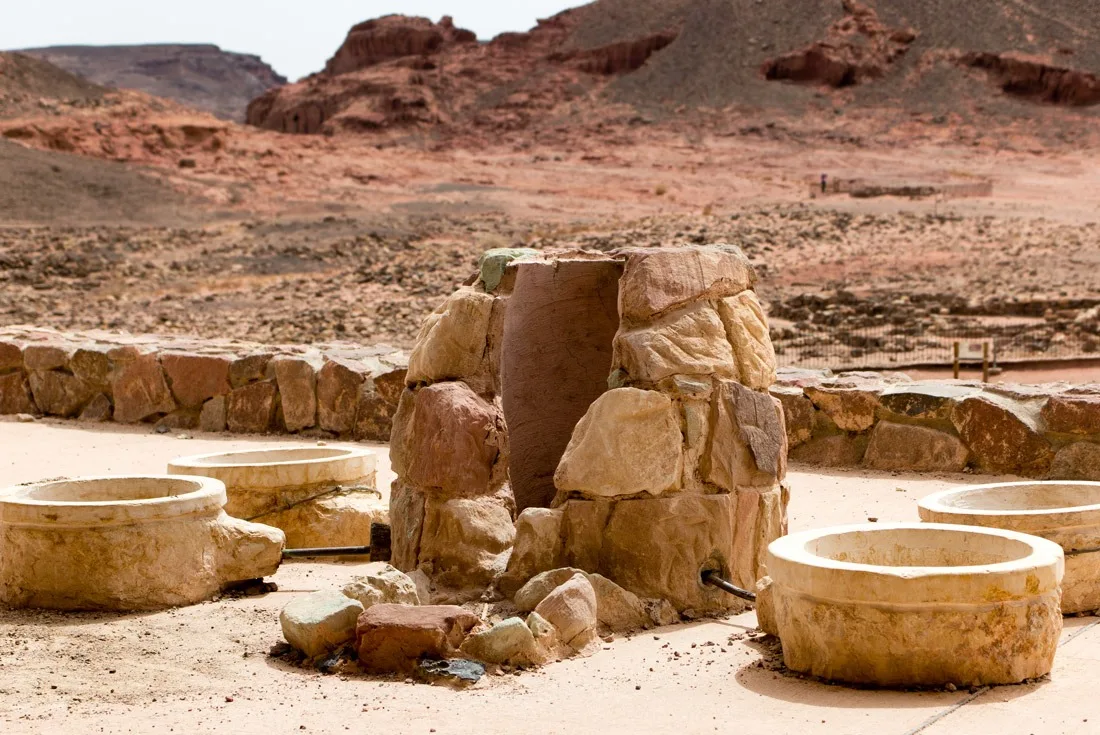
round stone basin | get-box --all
[168,446,376,520]
[763,523,1064,688]
[0,476,284,611]
[920,481,1100,613]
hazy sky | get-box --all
[2,1,589,81]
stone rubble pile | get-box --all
[775,368,1100,478]
[0,326,407,439]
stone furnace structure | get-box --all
[389,244,789,614]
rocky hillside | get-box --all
[21,44,286,122]
[0,52,106,118]
[246,0,1100,139]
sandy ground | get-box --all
[0,419,1097,735]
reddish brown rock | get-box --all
[402,382,504,496]
[863,421,969,472]
[1041,395,1100,436]
[78,393,112,422]
[355,604,480,674]
[22,344,71,372]
[226,381,277,433]
[228,353,273,388]
[272,356,318,432]
[389,481,426,572]
[729,484,789,590]
[354,384,392,442]
[789,434,870,466]
[110,354,177,423]
[1049,442,1100,481]
[804,385,879,432]
[878,383,976,422]
[324,15,477,76]
[951,395,1054,476]
[160,352,231,409]
[199,395,227,432]
[0,341,21,372]
[28,370,95,417]
[70,347,111,393]
[771,386,815,447]
[316,358,364,434]
[0,371,35,415]
[372,368,407,407]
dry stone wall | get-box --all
[776,368,1100,479]
[0,326,407,440]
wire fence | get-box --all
[772,316,1100,371]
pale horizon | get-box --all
[1,1,589,81]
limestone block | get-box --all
[789,434,869,466]
[402,381,505,497]
[28,370,95,417]
[613,303,736,384]
[70,346,111,393]
[514,567,586,612]
[1049,442,1100,481]
[160,353,231,409]
[460,617,539,665]
[418,496,515,589]
[554,388,683,499]
[0,372,35,415]
[804,385,879,432]
[78,393,112,422]
[355,604,480,674]
[226,381,276,433]
[272,356,319,432]
[601,494,738,613]
[680,399,711,492]
[560,499,611,572]
[316,358,363,434]
[500,508,565,596]
[533,573,598,649]
[878,383,977,422]
[406,288,495,384]
[717,291,777,390]
[771,386,815,447]
[587,573,650,632]
[864,422,969,472]
[389,481,426,572]
[618,245,756,322]
[704,381,787,490]
[199,396,227,432]
[754,577,778,636]
[951,395,1054,476]
[229,353,273,388]
[1042,395,1100,435]
[23,344,71,372]
[280,591,364,658]
[253,492,386,549]
[729,484,788,591]
[110,353,177,423]
[342,563,420,608]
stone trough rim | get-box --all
[918,481,1100,528]
[767,522,1065,605]
[168,445,374,471]
[0,474,227,528]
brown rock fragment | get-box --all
[272,356,318,432]
[863,422,969,472]
[111,354,177,423]
[951,395,1054,476]
[0,372,35,415]
[355,604,480,674]
[199,396,227,432]
[160,353,231,409]
[704,381,787,490]
[28,370,95,417]
[316,358,364,434]
[1041,395,1100,436]
[618,246,756,322]
[226,381,277,433]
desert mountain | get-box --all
[246,0,1100,140]
[20,44,286,122]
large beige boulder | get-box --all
[418,496,515,589]
[613,303,735,384]
[864,422,969,472]
[342,563,420,608]
[514,567,586,612]
[399,382,506,497]
[704,381,787,490]
[587,573,650,632]
[554,388,683,499]
[460,617,539,665]
[951,395,1054,476]
[533,573,598,650]
[500,508,565,596]
[618,246,756,322]
[280,591,364,659]
[406,288,495,384]
[717,291,776,390]
[804,385,880,432]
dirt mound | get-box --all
[0,52,106,118]
[20,45,286,122]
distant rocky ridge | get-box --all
[20,44,286,122]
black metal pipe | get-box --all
[282,545,372,559]
[701,570,757,602]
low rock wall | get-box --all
[775,368,1100,479]
[0,326,408,441]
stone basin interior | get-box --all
[183,447,354,466]
[501,258,623,510]
[932,483,1100,512]
[809,527,1036,567]
[14,477,203,503]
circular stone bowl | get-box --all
[763,523,1064,688]
[0,476,284,611]
[919,481,1100,614]
[167,446,377,521]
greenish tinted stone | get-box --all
[478,248,538,292]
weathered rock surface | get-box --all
[342,563,420,608]
[789,434,870,466]
[804,385,880,432]
[0,372,35,415]
[316,359,363,434]
[864,422,969,472]
[460,617,538,665]
[618,246,756,322]
[111,353,176,422]
[418,496,515,588]
[951,396,1054,475]
[613,303,735,383]
[533,573,598,650]
[772,386,815,447]
[1042,395,1100,435]
[554,388,683,499]
[355,604,480,674]
[718,291,777,390]
[406,288,494,385]
[280,591,364,658]
[272,356,319,432]
[587,573,650,632]
[514,568,587,612]
[1049,442,1100,481]
[253,492,386,549]
[501,508,565,596]
[27,370,94,417]
[705,380,787,490]
[160,353,231,409]
[226,381,276,433]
